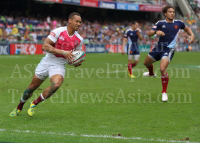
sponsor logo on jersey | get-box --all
[59,36,65,41]
[50,32,56,37]
[162,25,166,28]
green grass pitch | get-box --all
[0,52,200,143]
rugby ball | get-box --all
[68,51,86,65]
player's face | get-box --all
[69,15,82,31]
[166,8,175,20]
[134,23,139,29]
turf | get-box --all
[0,52,200,143]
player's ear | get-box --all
[68,19,72,24]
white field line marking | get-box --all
[0,128,198,143]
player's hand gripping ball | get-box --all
[68,51,86,66]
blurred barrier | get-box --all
[0,42,199,55]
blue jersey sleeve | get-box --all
[152,21,161,31]
[180,21,186,29]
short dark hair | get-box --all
[162,5,175,17]
[68,12,81,20]
[132,21,138,25]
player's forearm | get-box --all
[42,43,64,55]
[122,42,126,52]
[139,35,143,40]
[186,28,194,37]
[147,30,155,37]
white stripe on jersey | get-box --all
[155,20,165,25]
[125,28,132,34]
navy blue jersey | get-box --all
[152,20,186,49]
[124,29,139,51]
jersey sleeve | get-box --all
[152,21,161,31]
[47,28,61,43]
[75,39,83,51]
[180,21,186,29]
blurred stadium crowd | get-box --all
[0,14,199,45]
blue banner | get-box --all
[86,44,105,53]
[127,4,139,11]
[62,0,80,5]
[116,3,127,10]
[0,43,10,55]
[99,1,116,9]
[116,3,139,11]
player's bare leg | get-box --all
[143,55,156,77]
[9,75,44,116]
[128,59,135,78]
[28,74,64,117]
[160,58,170,102]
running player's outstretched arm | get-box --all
[122,38,127,55]
[138,32,143,41]
[184,26,195,44]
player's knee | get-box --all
[160,67,166,73]
[128,60,132,64]
[135,60,139,64]
[53,82,62,89]
[144,62,148,67]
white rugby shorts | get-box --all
[35,58,66,80]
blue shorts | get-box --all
[148,45,175,62]
[127,44,140,55]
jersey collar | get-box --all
[164,19,174,23]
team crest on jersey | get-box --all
[50,32,56,37]
[59,36,65,41]
[174,25,178,29]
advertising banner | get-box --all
[86,44,105,53]
[0,43,10,55]
[116,3,139,11]
[116,3,127,10]
[107,44,150,53]
[127,4,139,11]
[80,0,98,7]
[139,5,162,12]
[62,0,80,5]
[106,44,123,53]
[99,1,116,9]
[42,0,62,3]
[10,44,43,55]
